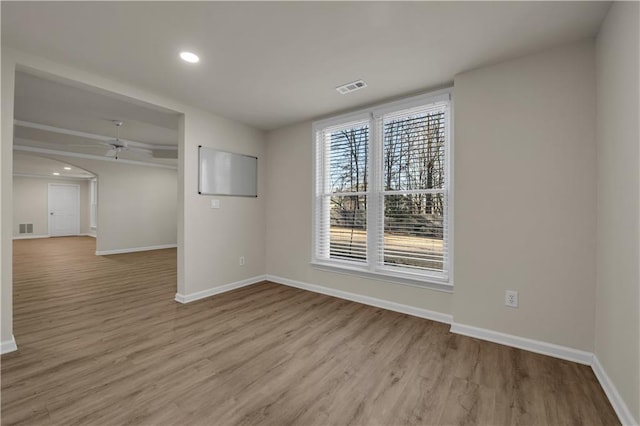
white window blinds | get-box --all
[315,120,369,263]
[379,103,449,279]
[313,90,451,286]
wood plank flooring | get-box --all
[2,236,619,425]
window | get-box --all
[313,90,452,288]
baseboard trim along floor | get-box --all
[12,235,49,240]
[174,275,267,304]
[265,274,635,426]
[266,274,453,325]
[449,322,593,365]
[95,244,177,256]
[0,335,17,354]
[591,355,638,426]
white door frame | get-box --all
[47,183,81,236]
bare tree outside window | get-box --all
[326,125,368,261]
[315,93,450,282]
[382,111,446,271]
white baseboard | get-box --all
[96,244,177,255]
[263,276,632,425]
[450,322,593,365]
[175,275,267,304]
[15,234,94,240]
[13,234,49,240]
[448,323,637,425]
[1,335,17,354]
[265,274,453,325]
[592,355,638,426]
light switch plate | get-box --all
[211,199,220,209]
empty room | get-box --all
[1,2,638,425]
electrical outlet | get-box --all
[239,256,245,266]
[505,290,518,308]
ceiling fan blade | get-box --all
[66,142,109,148]
[127,146,152,154]
[152,149,178,159]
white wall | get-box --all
[265,122,452,314]
[453,41,597,351]
[595,2,640,422]
[13,176,90,237]
[1,48,267,347]
[1,48,16,346]
[265,41,597,351]
[45,158,178,253]
[180,109,266,295]
[1,15,637,422]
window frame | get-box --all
[311,88,454,292]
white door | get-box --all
[48,184,80,237]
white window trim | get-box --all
[311,88,454,291]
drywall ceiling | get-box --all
[13,153,95,179]
[2,2,610,130]
[14,72,180,146]
[13,71,179,166]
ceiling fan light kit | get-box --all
[107,120,126,159]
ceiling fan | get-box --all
[16,118,178,159]
[105,120,132,159]
[64,120,151,159]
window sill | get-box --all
[310,261,453,293]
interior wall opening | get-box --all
[10,68,182,349]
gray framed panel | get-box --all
[198,146,258,197]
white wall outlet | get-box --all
[239,256,245,266]
[211,199,220,209]
[505,290,519,308]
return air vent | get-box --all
[336,80,367,95]
[19,224,33,234]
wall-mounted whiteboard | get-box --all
[198,146,258,197]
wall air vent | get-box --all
[19,224,33,234]
[336,79,367,95]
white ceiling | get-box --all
[14,72,180,146]
[13,71,180,166]
[2,1,610,131]
[14,153,95,180]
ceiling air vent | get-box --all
[336,79,367,95]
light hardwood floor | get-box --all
[2,237,618,425]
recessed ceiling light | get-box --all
[52,172,60,176]
[179,51,200,63]
[64,166,71,170]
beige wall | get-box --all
[1,47,267,346]
[1,37,16,345]
[595,2,640,422]
[13,176,90,237]
[0,50,15,345]
[2,21,637,423]
[265,41,598,351]
[265,122,452,314]
[453,42,597,351]
[46,158,178,253]
[180,108,265,295]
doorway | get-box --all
[48,183,80,236]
